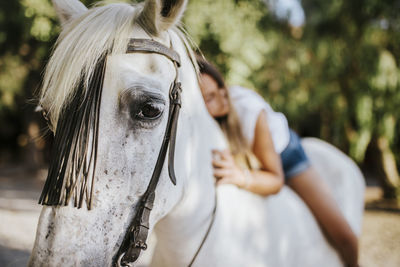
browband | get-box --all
[127,38,181,67]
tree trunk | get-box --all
[364,137,399,200]
[376,136,400,199]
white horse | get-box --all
[29,0,365,266]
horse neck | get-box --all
[153,115,222,266]
[153,164,217,266]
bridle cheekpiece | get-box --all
[116,38,182,266]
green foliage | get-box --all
[185,0,270,88]
[0,0,399,178]
[184,0,400,172]
[0,0,95,158]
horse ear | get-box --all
[52,0,88,25]
[139,0,187,35]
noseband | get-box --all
[116,38,182,266]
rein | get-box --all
[187,192,217,267]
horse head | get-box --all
[29,1,224,266]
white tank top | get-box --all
[229,85,290,154]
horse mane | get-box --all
[38,1,197,209]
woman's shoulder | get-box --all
[229,85,290,153]
[229,85,263,100]
[229,85,271,112]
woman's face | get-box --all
[199,73,230,118]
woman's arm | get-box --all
[213,110,284,196]
[249,110,284,195]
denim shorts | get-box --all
[280,130,311,181]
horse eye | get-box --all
[135,102,163,120]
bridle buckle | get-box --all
[134,241,147,250]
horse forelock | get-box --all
[40,2,143,129]
[38,1,197,210]
[38,2,143,210]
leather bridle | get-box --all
[115,38,217,267]
[115,38,183,266]
[40,37,216,266]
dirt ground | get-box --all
[0,167,399,267]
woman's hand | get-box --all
[212,150,249,188]
[211,111,284,196]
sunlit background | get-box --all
[0,0,399,266]
[1,0,399,197]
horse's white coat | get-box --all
[29,1,365,266]
[149,138,365,267]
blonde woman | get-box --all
[197,58,359,267]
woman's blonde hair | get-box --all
[197,57,255,169]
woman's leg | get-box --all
[287,167,359,267]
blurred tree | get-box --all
[0,0,56,168]
[0,0,399,199]
[0,0,100,168]
[184,0,400,199]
